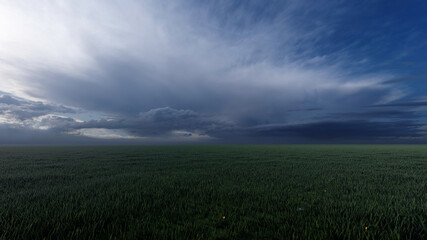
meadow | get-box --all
[0,145,425,239]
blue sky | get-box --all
[0,0,426,144]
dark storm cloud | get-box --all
[0,106,227,144]
[5,0,400,124]
[216,120,425,143]
[76,107,229,137]
[37,115,80,132]
[0,95,22,105]
[275,121,422,140]
[26,57,398,129]
[326,110,421,120]
[26,60,229,116]
[1,105,426,144]
[0,124,139,145]
[0,94,75,121]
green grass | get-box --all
[0,145,426,239]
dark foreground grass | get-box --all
[0,145,426,239]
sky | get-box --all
[0,0,427,144]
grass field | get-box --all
[0,145,426,239]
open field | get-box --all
[0,145,426,239]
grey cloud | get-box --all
[0,106,223,144]
[371,100,427,108]
[26,57,398,129]
[0,94,75,121]
[287,108,322,112]
[139,107,198,121]
[213,120,425,143]
[4,1,399,124]
[0,1,425,144]
[382,74,427,84]
[261,121,423,140]
[77,107,229,137]
[1,105,426,144]
[325,110,421,120]
[0,95,22,105]
[0,124,139,145]
[37,115,80,132]
[19,107,227,140]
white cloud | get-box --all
[70,128,142,139]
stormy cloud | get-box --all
[0,1,426,144]
[0,94,75,121]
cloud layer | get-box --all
[0,0,426,144]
